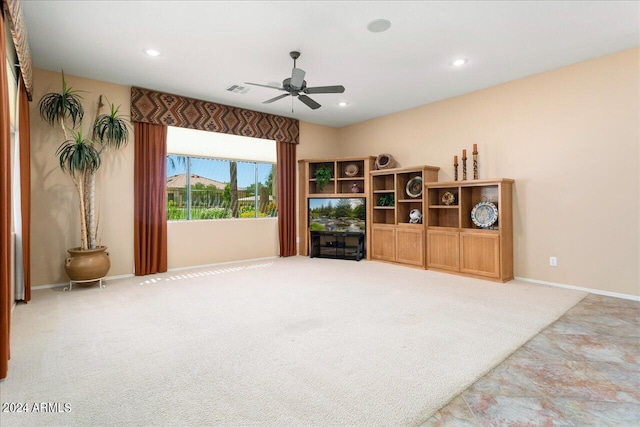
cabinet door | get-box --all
[371,226,396,261]
[396,228,424,267]
[426,230,459,271]
[460,232,500,278]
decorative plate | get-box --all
[471,202,498,228]
[344,163,359,177]
[441,191,456,206]
[405,176,423,198]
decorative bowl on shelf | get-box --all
[471,202,498,228]
[441,191,456,206]
[405,176,423,198]
[344,163,359,177]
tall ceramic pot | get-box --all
[65,246,111,281]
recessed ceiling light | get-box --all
[451,58,467,67]
[338,101,348,107]
[144,48,161,57]
[367,19,391,33]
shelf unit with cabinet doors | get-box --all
[425,178,514,282]
[369,165,440,267]
[298,156,376,257]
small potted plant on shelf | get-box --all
[377,194,395,206]
[38,71,130,284]
[314,163,333,191]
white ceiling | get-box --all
[22,1,639,128]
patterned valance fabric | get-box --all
[131,87,299,144]
[3,0,33,100]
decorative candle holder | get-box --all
[454,162,459,181]
[472,144,478,179]
[473,151,478,180]
[462,155,467,181]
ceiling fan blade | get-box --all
[290,68,305,90]
[263,93,290,104]
[298,95,321,110]
[304,85,345,94]
[245,82,284,91]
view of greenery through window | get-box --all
[167,155,277,220]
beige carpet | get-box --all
[0,256,586,426]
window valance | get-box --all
[131,87,299,144]
[4,0,33,100]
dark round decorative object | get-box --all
[375,153,396,170]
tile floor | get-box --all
[423,293,640,426]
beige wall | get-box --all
[167,219,279,269]
[30,69,340,284]
[337,48,640,297]
[297,121,340,160]
[295,122,341,249]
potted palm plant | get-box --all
[38,71,130,282]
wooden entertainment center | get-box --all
[299,156,514,282]
[298,156,376,258]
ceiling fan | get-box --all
[245,51,345,110]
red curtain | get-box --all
[1,9,12,380]
[134,122,168,275]
[276,141,297,256]
[18,77,30,302]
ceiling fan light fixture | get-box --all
[246,51,345,111]
[367,19,391,33]
[144,48,162,57]
[451,58,468,67]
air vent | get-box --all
[226,84,250,94]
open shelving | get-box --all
[306,158,374,196]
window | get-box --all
[165,127,277,221]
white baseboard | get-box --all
[32,273,135,290]
[32,257,279,290]
[515,276,640,302]
[167,256,278,272]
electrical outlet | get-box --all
[549,257,558,267]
